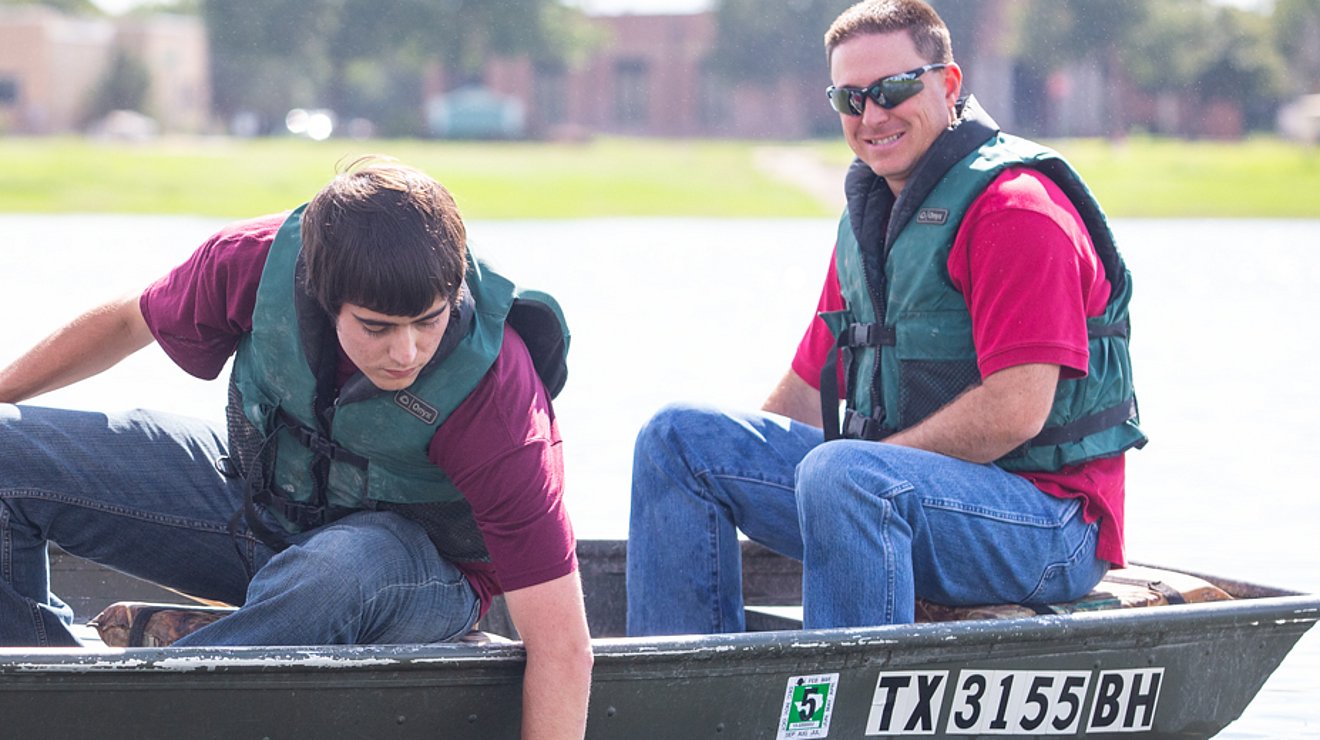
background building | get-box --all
[0,5,210,135]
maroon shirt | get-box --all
[139,213,577,613]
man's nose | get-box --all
[860,97,892,125]
[389,327,420,364]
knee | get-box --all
[796,441,906,517]
[634,402,722,459]
[0,403,20,439]
[796,441,856,496]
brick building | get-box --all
[0,5,210,135]
[428,6,1026,141]
[428,12,838,140]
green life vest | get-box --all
[820,98,1146,471]
[226,206,569,559]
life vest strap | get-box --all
[275,409,370,470]
[821,321,897,441]
[842,408,894,441]
[1088,319,1129,339]
[1021,398,1141,449]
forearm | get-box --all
[883,363,1060,464]
[505,572,594,740]
[521,642,593,739]
[762,369,823,427]
[0,293,154,404]
[882,390,1025,463]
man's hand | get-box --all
[0,293,154,404]
[503,571,594,740]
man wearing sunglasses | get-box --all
[628,0,1144,635]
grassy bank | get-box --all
[816,135,1320,219]
[0,137,824,219]
[2,135,1317,219]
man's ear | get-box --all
[943,62,964,104]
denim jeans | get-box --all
[626,403,1108,635]
[0,404,479,647]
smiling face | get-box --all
[335,296,451,391]
[830,30,961,196]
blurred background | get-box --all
[1,0,1316,144]
[3,2,1319,736]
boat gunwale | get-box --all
[3,591,1315,675]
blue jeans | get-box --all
[626,403,1108,634]
[0,404,479,647]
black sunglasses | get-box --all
[826,63,948,116]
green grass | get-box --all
[2,135,1317,218]
[1046,137,1320,219]
[814,135,1320,219]
[0,137,824,219]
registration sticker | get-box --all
[777,673,840,739]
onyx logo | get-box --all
[394,390,439,424]
[916,208,949,225]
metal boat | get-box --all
[2,540,1314,738]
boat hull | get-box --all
[2,593,1315,738]
[3,541,1315,738]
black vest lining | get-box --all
[885,96,998,247]
[507,298,569,398]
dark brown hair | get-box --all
[301,156,467,317]
[824,0,953,64]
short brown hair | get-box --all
[824,0,953,64]
[301,156,467,317]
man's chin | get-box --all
[367,372,417,392]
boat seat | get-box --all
[744,564,1234,631]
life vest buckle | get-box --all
[842,408,889,441]
[843,322,895,348]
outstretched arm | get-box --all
[504,570,594,740]
[0,292,154,404]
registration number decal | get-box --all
[777,673,840,739]
[865,667,1164,736]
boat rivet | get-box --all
[715,722,725,732]
[468,714,478,723]
[606,706,617,717]
[397,715,406,725]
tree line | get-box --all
[7,0,1319,137]
[712,0,1318,137]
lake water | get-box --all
[3,215,1318,737]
